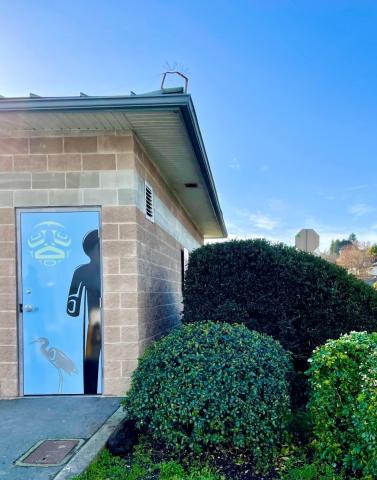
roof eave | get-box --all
[180,97,227,237]
[0,94,227,238]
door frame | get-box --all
[16,206,104,396]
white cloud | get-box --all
[267,197,286,211]
[249,211,279,230]
[318,191,336,201]
[345,184,369,192]
[212,226,377,252]
[220,227,296,246]
[228,156,240,170]
[348,203,376,217]
[222,205,377,254]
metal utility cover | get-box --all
[295,228,320,252]
[16,439,83,467]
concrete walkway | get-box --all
[0,396,120,480]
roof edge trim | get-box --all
[0,94,190,112]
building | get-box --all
[0,88,226,398]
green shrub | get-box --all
[282,463,346,480]
[307,331,377,477]
[123,322,291,472]
[287,409,313,446]
[73,448,222,480]
[183,240,377,370]
[185,465,223,480]
[72,450,128,480]
[159,461,222,480]
[159,461,186,479]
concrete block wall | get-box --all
[0,131,202,397]
[132,138,202,351]
[0,133,140,396]
[0,209,17,397]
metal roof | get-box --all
[0,90,227,238]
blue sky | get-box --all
[1,1,377,249]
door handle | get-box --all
[24,304,34,312]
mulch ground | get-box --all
[210,451,277,480]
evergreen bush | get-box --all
[183,240,377,369]
[123,322,291,472]
[307,331,377,477]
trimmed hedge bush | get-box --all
[307,332,377,477]
[122,322,292,471]
[183,240,377,367]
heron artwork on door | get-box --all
[19,209,102,395]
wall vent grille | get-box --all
[145,182,154,222]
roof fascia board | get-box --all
[180,98,227,237]
[0,94,190,112]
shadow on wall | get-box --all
[139,265,182,350]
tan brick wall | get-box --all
[0,131,203,397]
[0,209,17,397]
[132,137,202,352]
[101,205,139,395]
[133,137,203,246]
[136,211,184,351]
